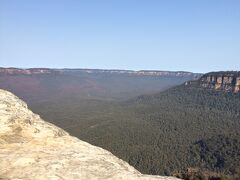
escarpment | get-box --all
[186,71,240,93]
[0,89,178,180]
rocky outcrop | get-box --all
[199,71,240,93]
[0,89,178,180]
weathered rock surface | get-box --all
[186,71,240,93]
[0,89,178,180]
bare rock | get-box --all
[198,71,240,93]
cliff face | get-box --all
[0,89,178,180]
[198,71,240,93]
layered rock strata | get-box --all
[199,71,240,93]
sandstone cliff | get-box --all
[0,89,178,180]
[185,71,240,93]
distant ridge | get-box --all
[0,67,202,78]
[0,67,57,75]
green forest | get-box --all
[30,84,240,179]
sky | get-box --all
[0,0,240,73]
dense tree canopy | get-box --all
[30,84,240,179]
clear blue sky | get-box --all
[0,0,239,73]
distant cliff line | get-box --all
[0,67,201,78]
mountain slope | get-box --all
[0,89,177,180]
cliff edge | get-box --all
[0,89,178,180]
[199,71,240,93]
[185,71,240,93]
